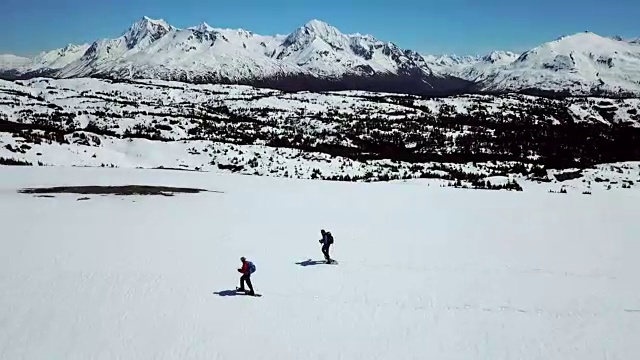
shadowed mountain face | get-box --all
[249,73,475,96]
[91,70,475,96]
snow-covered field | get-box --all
[1,166,639,359]
[2,77,640,193]
[3,78,639,127]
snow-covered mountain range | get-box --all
[0,17,467,95]
[1,17,640,96]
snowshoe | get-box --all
[236,287,260,296]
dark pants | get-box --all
[322,244,331,261]
[240,274,254,293]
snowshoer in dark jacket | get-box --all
[319,229,334,263]
[237,257,255,295]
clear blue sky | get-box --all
[2,0,639,56]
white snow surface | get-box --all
[0,166,639,359]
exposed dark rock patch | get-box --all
[19,185,215,196]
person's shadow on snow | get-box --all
[213,290,242,297]
[295,259,327,267]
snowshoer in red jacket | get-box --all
[236,257,256,295]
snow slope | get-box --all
[0,166,638,359]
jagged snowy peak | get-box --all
[57,40,131,78]
[55,18,303,81]
[53,17,450,90]
[123,16,174,50]
[186,23,284,55]
[278,19,344,51]
[273,19,435,77]
[57,17,178,78]
[402,50,438,77]
[104,28,303,81]
[274,20,383,76]
[9,18,172,78]
[481,51,519,64]
[188,22,215,33]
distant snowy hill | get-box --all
[422,51,520,83]
[1,18,640,96]
[425,33,640,96]
[0,55,33,78]
[478,32,640,95]
[31,44,91,71]
[0,54,31,69]
[420,54,479,74]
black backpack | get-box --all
[326,232,334,244]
